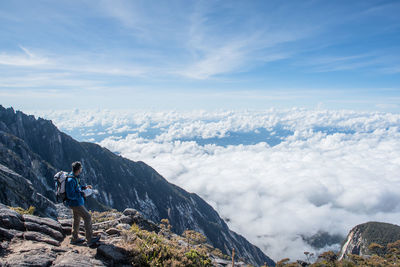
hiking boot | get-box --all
[70,237,85,244]
[87,235,100,247]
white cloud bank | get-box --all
[31,108,400,262]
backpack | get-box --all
[54,171,71,202]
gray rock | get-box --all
[1,246,57,267]
[0,208,25,231]
[122,208,138,217]
[58,219,73,227]
[24,222,64,241]
[96,244,130,264]
[92,218,119,231]
[61,226,72,235]
[23,214,63,233]
[105,228,121,236]
[53,251,106,267]
[0,226,23,240]
[118,215,133,225]
[131,214,160,233]
[23,231,60,246]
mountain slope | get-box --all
[0,104,275,266]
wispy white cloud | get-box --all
[173,2,316,79]
[0,46,49,66]
[299,52,400,73]
[0,45,150,90]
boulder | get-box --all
[122,208,138,217]
[96,244,130,264]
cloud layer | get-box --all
[31,108,400,261]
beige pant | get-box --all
[71,205,92,242]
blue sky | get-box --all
[0,0,399,112]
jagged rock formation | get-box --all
[0,204,252,266]
[0,163,57,218]
[339,221,400,260]
[0,105,275,266]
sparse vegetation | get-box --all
[120,222,214,266]
[90,209,118,223]
[8,205,35,215]
[88,210,236,266]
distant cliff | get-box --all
[0,104,275,266]
[339,221,400,260]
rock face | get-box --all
[339,221,400,260]
[0,105,275,266]
[0,164,57,218]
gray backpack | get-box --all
[54,171,70,202]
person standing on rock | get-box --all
[65,161,100,246]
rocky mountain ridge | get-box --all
[0,104,274,266]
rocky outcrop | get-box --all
[339,221,400,260]
[0,204,252,266]
[0,104,275,266]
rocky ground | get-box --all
[0,203,252,267]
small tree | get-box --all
[182,230,207,245]
[304,251,314,264]
[318,251,337,263]
[160,218,172,230]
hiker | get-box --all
[65,161,100,246]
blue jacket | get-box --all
[65,172,86,207]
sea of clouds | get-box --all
[30,107,400,262]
